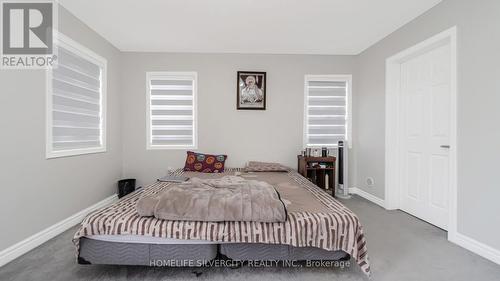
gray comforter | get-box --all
[136,176,287,222]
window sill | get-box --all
[46,147,107,159]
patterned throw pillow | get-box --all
[183,151,227,173]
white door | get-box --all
[399,43,451,230]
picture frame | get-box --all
[236,71,266,110]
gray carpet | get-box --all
[1,195,499,281]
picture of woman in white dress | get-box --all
[237,71,266,110]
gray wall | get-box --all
[120,53,356,187]
[0,7,122,251]
[354,0,500,249]
[2,0,499,259]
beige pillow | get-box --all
[245,161,289,172]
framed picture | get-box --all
[237,71,266,110]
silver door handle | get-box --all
[440,145,450,149]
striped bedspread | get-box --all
[73,169,370,276]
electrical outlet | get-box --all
[366,177,375,187]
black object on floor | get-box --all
[118,178,136,198]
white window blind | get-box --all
[146,72,197,149]
[304,75,352,148]
[46,34,107,158]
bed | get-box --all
[73,168,370,276]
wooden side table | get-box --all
[298,155,336,197]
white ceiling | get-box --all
[59,0,442,55]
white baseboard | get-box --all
[349,187,386,208]
[450,232,500,265]
[0,194,118,267]
[348,187,500,266]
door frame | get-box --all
[385,27,457,239]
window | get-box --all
[303,75,352,148]
[46,33,107,158]
[146,72,197,149]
